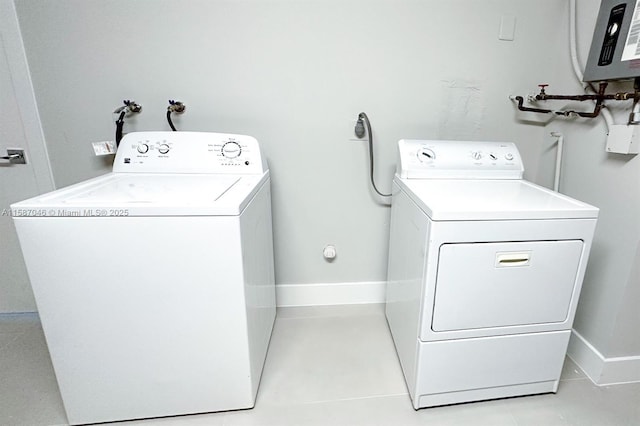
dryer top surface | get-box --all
[395,177,598,221]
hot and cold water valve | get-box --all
[511,83,640,155]
[94,100,189,156]
[167,100,186,131]
[93,100,143,156]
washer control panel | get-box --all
[113,131,267,174]
[397,139,524,179]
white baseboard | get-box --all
[275,281,386,307]
[567,330,640,386]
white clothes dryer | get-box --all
[12,131,276,425]
[385,139,598,409]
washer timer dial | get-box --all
[221,141,242,159]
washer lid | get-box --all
[11,172,268,216]
[395,177,599,220]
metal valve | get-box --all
[538,84,549,95]
[166,100,186,131]
[114,100,142,115]
[168,100,186,113]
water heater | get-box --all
[584,0,640,82]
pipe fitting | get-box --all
[168,100,186,113]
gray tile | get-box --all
[594,382,640,425]
[0,312,40,334]
[0,313,41,352]
[508,379,640,426]
[257,311,407,406]
[1,305,639,426]
[0,322,67,426]
[414,398,520,426]
[222,395,519,426]
[0,332,20,352]
[219,396,412,426]
[115,411,227,426]
[560,356,587,381]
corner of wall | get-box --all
[568,329,640,385]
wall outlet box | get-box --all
[606,124,640,154]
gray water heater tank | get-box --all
[584,0,640,82]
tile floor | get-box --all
[1,304,639,426]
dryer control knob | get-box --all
[505,153,514,161]
[158,144,170,154]
[417,147,436,162]
[137,143,149,154]
[472,151,483,160]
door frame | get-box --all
[1,0,54,193]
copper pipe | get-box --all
[535,82,638,102]
[513,81,640,119]
[513,96,553,114]
[513,96,605,118]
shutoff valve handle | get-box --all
[538,84,549,95]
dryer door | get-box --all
[431,240,583,332]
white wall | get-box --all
[554,0,640,384]
[14,0,640,383]
[14,0,568,295]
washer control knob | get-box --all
[137,143,149,154]
[221,141,242,159]
[505,153,514,161]
[417,147,436,162]
[158,144,170,154]
[472,151,482,160]
[489,153,498,161]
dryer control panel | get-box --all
[397,139,524,179]
[113,131,268,174]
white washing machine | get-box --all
[385,139,598,409]
[11,131,276,425]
